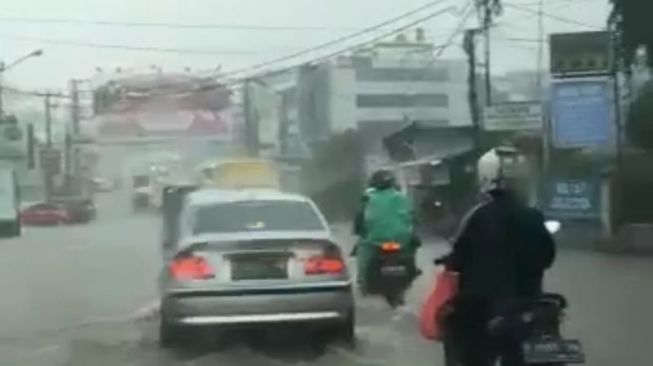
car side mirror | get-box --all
[544,220,561,234]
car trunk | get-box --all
[166,239,348,293]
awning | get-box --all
[383,121,475,163]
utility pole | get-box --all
[43,93,54,200]
[483,5,492,106]
[536,0,544,91]
[67,79,81,194]
[45,94,52,147]
[611,29,624,229]
[464,28,482,150]
[70,79,81,135]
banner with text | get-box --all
[550,78,613,149]
[539,177,601,220]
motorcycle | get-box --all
[434,219,584,365]
[491,293,585,366]
[364,241,415,308]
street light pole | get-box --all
[0,49,44,116]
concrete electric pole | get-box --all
[464,28,482,150]
[483,5,492,106]
[70,79,81,135]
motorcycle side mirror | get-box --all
[544,220,561,234]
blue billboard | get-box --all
[539,177,601,220]
[551,79,613,149]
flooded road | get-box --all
[0,191,650,366]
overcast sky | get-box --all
[0,0,610,94]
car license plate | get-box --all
[380,265,407,277]
[522,338,585,364]
[232,256,288,281]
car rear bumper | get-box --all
[161,283,353,326]
[177,311,342,325]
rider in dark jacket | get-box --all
[443,148,556,366]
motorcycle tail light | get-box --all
[381,242,401,252]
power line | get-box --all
[503,2,604,30]
[0,15,424,32]
[504,37,548,43]
[0,0,573,31]
[216,0,454,79]
[496,0,591,30]
[3,85,70,99]
[7,0,457,98]
[225,5,460,83]
[432,1,475,60]
[140,0,454,89]
[0,33,281,55]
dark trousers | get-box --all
[447,298,525,366]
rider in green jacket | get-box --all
[356,170,418,291]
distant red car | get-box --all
[20,203,70,226]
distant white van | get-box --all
[0,168,21,237]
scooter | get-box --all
[435,220,584,365]
[364,241,415,308]
[490,293,585,366]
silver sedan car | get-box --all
[159,188,354,347]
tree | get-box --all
[626,80,653,149]
[610,0,653,69]
[300,130,365,220]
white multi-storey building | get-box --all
[328,43,471,134]
[254,31,473,166]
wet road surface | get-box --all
[0,191,651,366]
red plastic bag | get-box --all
[419,270,458,341]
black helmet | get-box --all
[369,169,397,190]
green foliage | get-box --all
[610,0,653,68]
[626,80,653,149]
[300,130,365,220]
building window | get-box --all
[355,68,449,82]
[356,94,449,108]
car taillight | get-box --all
[304,255,344,275]
[169,255,215,280]
[381,242,401,252]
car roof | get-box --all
[186,188,312,207]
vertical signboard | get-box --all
[551,78,613,149]
[539,177,601,219]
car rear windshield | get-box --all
[193,200,325,234]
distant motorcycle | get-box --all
[364,241,416,308]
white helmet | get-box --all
[477,146,527,193]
